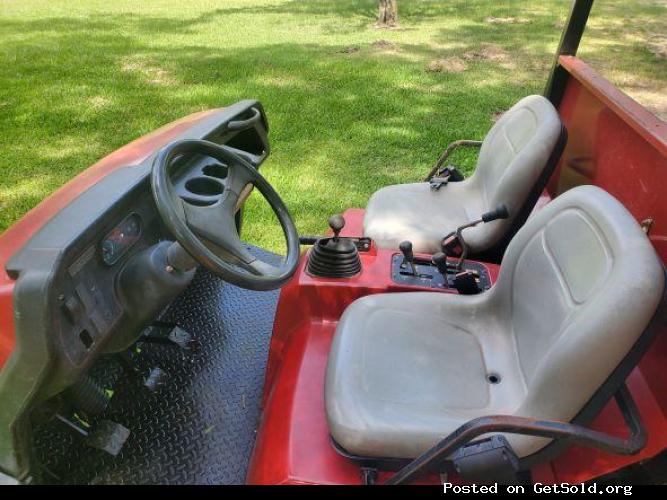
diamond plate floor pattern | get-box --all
[33,252,280,484]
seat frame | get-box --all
[330,268,667,483]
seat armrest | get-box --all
[386,383,645,485]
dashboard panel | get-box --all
[55,186,163,369]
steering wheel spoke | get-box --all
[151,139,300,291]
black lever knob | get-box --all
[482,204,509,223]
[399,240,417,276]
[328,214,345,240]
[431,252,448,275]
[399,240,414,263]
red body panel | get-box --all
[249,57,667,484]
[247,208,499,484]
[0,109,221,368]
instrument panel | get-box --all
[101,213,143,266]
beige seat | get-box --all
[326,185,664,459]
[364,95,565,255]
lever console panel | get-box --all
[391,254,492,292]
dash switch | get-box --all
[62,295,84,324]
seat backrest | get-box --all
[465,95,564,255]
[492,185,664,456]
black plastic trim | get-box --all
[544,0,595,107]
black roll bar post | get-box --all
[544,0,595,107]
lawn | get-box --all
[1,0,665,251]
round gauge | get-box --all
[102,240,117,265]
[125,216,141,238]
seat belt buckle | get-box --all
[429,166,463,191]
[429,175,449,191]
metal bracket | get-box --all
[452,435,522,484]
[641,218,654,235]
[361,467,378,485]
[386,383,646,485]
[429,172,452,191]
[86,420,131,456]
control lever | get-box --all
[399,240,418,276]
[453,271,481,295]
[307,214,362,278]
[298,214,371,252]
[441,204,510,271]
[482,204,510,223]
[329,214,345,241]
[431,252,449,287]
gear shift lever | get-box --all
[431,252,449,274]
[399,240,418,276]
[328,214,345,241]
[307,214,362,278]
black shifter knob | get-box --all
[399,240,414,264]
[482,204,509,223]
[431,252,448,275]
[399,240,417,276]
[328,214,345,240]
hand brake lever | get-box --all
[442,204,509,271]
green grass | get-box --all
[1,0,665,251]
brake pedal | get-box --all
[86,420,130,456]
[143,324,198,351]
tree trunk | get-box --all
[377,0,397,27]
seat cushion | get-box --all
[325,292,525,459]
[329,185,665,461]
[363,95,564,254]
[363,181,484,254]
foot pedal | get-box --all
[86,420,130,456]
[143,367,168,392]
[55,414,130,456]
[142,324,197,351]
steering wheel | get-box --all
[151,139,300,291]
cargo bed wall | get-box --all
[543,55,667,484]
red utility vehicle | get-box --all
[0,0,665,486]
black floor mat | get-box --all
[32,252,280,484]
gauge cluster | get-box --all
[101,213,142,266]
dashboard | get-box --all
[4,101,270,402]
[0,100,273,479]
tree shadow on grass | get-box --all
[0,11,538,237]
[1,3,661,245]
